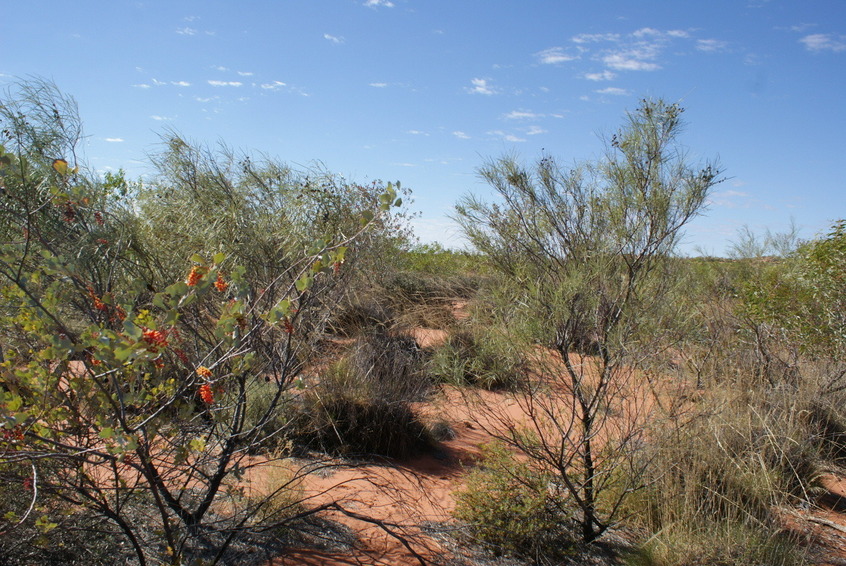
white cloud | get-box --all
[104,138,124,143]
[633,27,662,38]
[504,110,543,120]
[407,130,428,136]
[603,52,660,71]
[800,33,846,52]
[150,115,170,121]
[324,33,344,44]
[696,39,728,52]
[214,66,229,72]
[176,27,197,36]
[369,82,388,88]
[789,23,816,33]
[525,125,546,135]
[666,29,690,38]
[466,78,497,95]
[194,96,217,103]
[584,70,616,81]
[208,80,242,87]
[237,71,253,76]
[171,81,191,87]
[260,81,287,90]
[364,0,394,6]
[152,78,166,86]
[572,33,620,44]
[488,130,526,143]
[132,83,151,89]
[453,131,470,139]
[595,87,631,96]
[535,46,579,64]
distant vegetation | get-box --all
[2,80,845,565]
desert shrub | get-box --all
[455,99,722,543]
[428,327,524,389]
[0,463,125,565]
[620,377,824,565]
[292,332,432,458]
[327,290,395,336]
[454,441,575,561]
[0,79,405,566]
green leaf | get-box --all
[213,252,225,265]
[123,320,142,340]
[99,427,114,439]
[295,276,312,292]
[360,210,374,226]
[190,254,206,264]
[35,515,58,534]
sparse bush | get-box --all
[455,99,722,543]
[293,332,432,458]
[429,327,524,389]
[454,441,575,561]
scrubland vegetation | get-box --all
[2,80,846,565]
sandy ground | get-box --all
[259,300,846,565]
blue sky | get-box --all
[4,0,845,255]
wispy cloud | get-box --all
[132,83,151,89]
[208,80,242,87]
[453,131,470,140]
[504,109,543,120]
[260,81,287,90]
[595,87,631,96]
[104,137,124,143]
[152,78,167,86]
[369,82,388,88]
[584,70,616,81]
[488,130,526,143]
[237,71,253,77]
[603,48,661,71]
[176,27,197,36]
[800,33,846,52]
[788,23,816,33]
[525,125,546,135]
[561,27,708,78]
[171,81,191,87]
[324,33,344,44]
[407,130,429,136]
[707,189,753,208]
[214,66,229,72]
[150,115,171,121]
[603,54,659,71]
[466,78,497,95]
[696,38,729,52]
[364,0,394,7]
[572,33,620,44]
[535,46,579,64]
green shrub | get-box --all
[428,327,524,389]
[454,441,574,559]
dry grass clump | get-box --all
[428,326,525,390]
[291,331,433,458]
[621,357,846,565]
